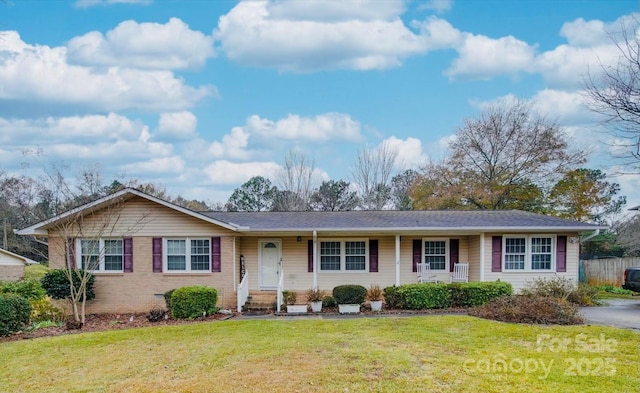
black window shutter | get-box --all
[369,239,378,272]
[123,237,133,273]
[308,240,314,272]
[211,237,221,272]
[412,239,421,272]
[449,239,459,272]
[556,236,567,272]
[492,236,502,272]
[152,237,163,273]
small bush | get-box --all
[306,288,325,303]
[282,290,297,305]
[383,286,405,309]
[0,294,32,336]
[164,289,175,311]
[398,283,451,309]
[333,285,367,304]
[449,281,513,307]
[322,295,336,308]
[41,269,95,301]
[147,308,167,322]
[595,284,633,295]
[23,264,49,282]
[522,276,598,306]
[470,295,583,325]
[29,298,64,323]
[0,280,47,301]
[366,284,384,301]
[170,286,218,319]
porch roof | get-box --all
[203,210,605,233]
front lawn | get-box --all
[0,316,637,392]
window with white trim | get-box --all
[423,239,448,271]
[503,235,554,271]
[320,240,367,272]
[164,238,210,272]
[78,239,123,272]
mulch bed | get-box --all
[0,312,233,343]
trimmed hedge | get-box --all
[383,281,512,310]
[333,285,367,305]
[170,286,218,319]
[0,294,32,336]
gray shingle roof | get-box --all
[202,210,603,232]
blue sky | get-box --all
[1,0,639,208]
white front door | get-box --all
[259,240,281,289]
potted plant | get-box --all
[366,284,384,312]
[306,288,325,312]
[333,285,367,314]
[283,290,307,313]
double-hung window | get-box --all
[503,235,554,271]
[165,238,210,272]
[320,240,367,272]
[78,239,123,272]
[423,239,448,271]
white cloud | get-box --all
[75,0,152,8]
[446,33,536,79]
[214,0,431,72]
[418,0,453,14]
[204,160,282,185]
[560,17,611,47]
[157,111,198,139]
[246,113,362,142]
[381,136,428,168]
[68,18,214,70]
[0,113,144,144]
[209,127,252,160]
[121,156,186,174]
[0,31,213,112]
[413,17,463,49]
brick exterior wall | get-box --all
[0,265,25,281]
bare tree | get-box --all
[584,17,640,172]
[352,142,398,210]
[275,150,319,211]
[614,214,640,256]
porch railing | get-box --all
[276,267,284,313]
[237,271,249,312]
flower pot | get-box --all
[286,304,308,313]
[338,304,360,314]
[370,300,383,311]
[310,301,323,313]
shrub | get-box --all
[383,286,405,309]
[333,285,367,304]
[306,288,325,303]
[0,280,47,301]
[29,298,64,323]
[0,294,32,336]
[282,290,297,305]
[448,281,513,307]
[147,308,167,322]
[41,269,95,301]
[398,283,451,309]
[322,295,336,308]
[366,284,384,301]
[470,295,583,325]
[170,286,218,319]
[164,289,176,311]
[23,264,49,282]
[522,276,598,306]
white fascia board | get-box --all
[239,225,608,233]
[15,188,240,236]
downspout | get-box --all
[581,229,600,242]
[395,235,400,286]
[313,230,318,289]
[479,233,485,282]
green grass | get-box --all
[0,316,638,392]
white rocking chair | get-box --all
[450,263,469,283]
[417,263,438,283]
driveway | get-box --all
[581,298,640,330]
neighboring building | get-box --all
[0,247,38,281]
[17,188,605,314]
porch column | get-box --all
[479,233,485,282]
[232,236,236,292]
[395,235,401,286]
[313,230,318,289]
